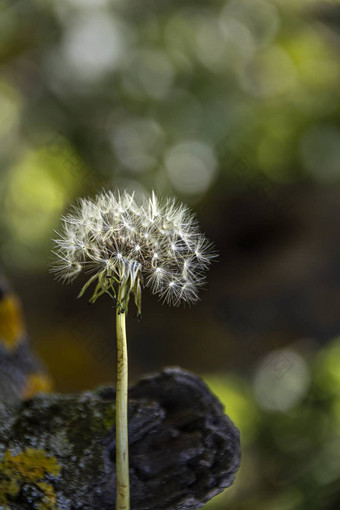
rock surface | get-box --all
[0,368,240,510]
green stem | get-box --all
[115,286,130,510]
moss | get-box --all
[0,448,61,509]
[103,404,116,431]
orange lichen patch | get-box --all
[0,448,61,509]
[21,373,54,400]
[0,294,26,351]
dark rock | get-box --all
[0,368,241,510]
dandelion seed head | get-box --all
[51,190,216,307]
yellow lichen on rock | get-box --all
[0,448,61,509]
[21,373,54,400]
[0,294,25,351]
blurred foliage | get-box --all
[204,338,340,509]
[1,0,340,269]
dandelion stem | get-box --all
[115,285,130,510]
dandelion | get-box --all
[51,190,216,510]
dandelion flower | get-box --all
[50,190,216,510]
[51,190,216,311]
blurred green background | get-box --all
[1,0,340,508]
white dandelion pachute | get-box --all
[51,190,216,312]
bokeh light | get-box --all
[60,10,126,82]
[0,79,21,138]
[2,144,81,268]
[300,125,340,183]
[112,118,164,173]
[254,350,310,412]
[165,140,217,196]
